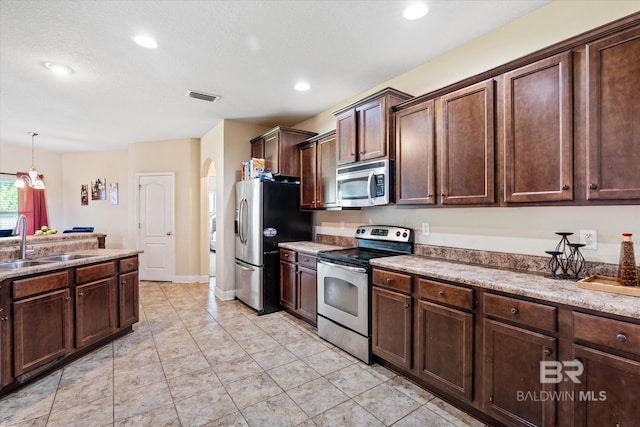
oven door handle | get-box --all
[319,260,367,274]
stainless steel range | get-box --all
[316,225,414,363]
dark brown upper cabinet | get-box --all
[439,79,495,205]
[395,100,436,205]
[585,26,640,201]
[298,131,338,210]
[334,88,412,165]
[250,126,317,177]
[503,51,573,203]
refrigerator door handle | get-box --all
[241,198,249,244]
[238,198,246,243]
[236,261,254,272]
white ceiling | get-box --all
[0,0,550,153]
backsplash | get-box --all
[316,233,620,278]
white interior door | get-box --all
[137,173,175,281]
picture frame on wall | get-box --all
[81,184,89,206]
[110,182,119,205]
[91,178,106,200]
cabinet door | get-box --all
[337,109,357,164]
[357,98,386,161]
[1,281,12,387]
[76,278,117,348]
[251,138,264,159]
[483,319,557,427]
[372,286,412,370]
[317,133,338,208]
[440,80,495,205]
[13,289,72,376]
[299,142,317,209]
[264,133,280,174]
[119,271,139,328]
[586,26,640,200]
[395,100,436,205]
[279,261,296,310]
[572,344,640,427]
[503,52,573,203]
[417,300,473,400]
[297,266,317,325]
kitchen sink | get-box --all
[0,260,54,270]
[37,254,98,262]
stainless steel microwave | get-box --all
[336,158,393,207]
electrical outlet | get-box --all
[422,223,430,236]
[580,229,597,250]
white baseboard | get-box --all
[215,287,236,301]
[172,275,208,284]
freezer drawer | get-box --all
[235,259,263,311]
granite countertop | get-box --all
[278,241,352,256]
[0,249,142,281]
[0,232,105,247]
[370,255,640,320]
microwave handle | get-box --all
[366,171,374,204]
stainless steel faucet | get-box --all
[13,215,28,259]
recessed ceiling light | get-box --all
[133,35,158,49]
[295,81,310,91]
[404,3,429,20]
[44,62,73,75]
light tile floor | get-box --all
[0,280,488,427]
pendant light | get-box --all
[15,132,46,189]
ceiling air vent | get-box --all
[186,90,220,103]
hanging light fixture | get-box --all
[15,132,46,189]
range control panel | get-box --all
[355,225,413,243]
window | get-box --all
[0,174,19,230]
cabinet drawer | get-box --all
[372,269,412,294]
[13,271,69,299]
[76,262,115,284]
[119,257,138,273]
[418,279,473,310]
[298,254,317,269]
[574,312,640,356]
[483,293,556,333]
[280,249,297,263]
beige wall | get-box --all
[61,151,128,248]
[128,138,201,281]
[201,120,270,299]
[296,1,640,265]
[0,142,64,231]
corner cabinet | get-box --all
[0,254,140,397]
[585,26,640,201]
[279,249,317,326]
[298,131,338,210]
[250,126,317,177]
[334,88,412,165]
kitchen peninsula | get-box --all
[0,233,141,397]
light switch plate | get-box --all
[422,223,430,236]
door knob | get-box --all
[166,232,172,236]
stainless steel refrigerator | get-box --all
[235,178,311,314]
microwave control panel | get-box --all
[374,174,385,196]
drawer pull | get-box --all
[78,292,84,297]
[617,333,627,343]
[544,349,552,357]
[128,263,134,267]
[404,303,409,309]
[438,290,445,297]
[510,307,518,315]
[386,278,393,285]
[121,280,126,285]
[284,254,289,257]
[0,316,7,321]
[65,297,71,301]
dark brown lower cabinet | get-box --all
[371,286,412,370]
[417,300,473,400]
[119,271,139,328]
[297,266,317,323]
[279,259,296,311]
[482,319,557,427]
[13,289,72,376]
[279,250,318,326]
[75,278,117,348]
[572,345,640,427]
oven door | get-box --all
[317,259,369,336]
